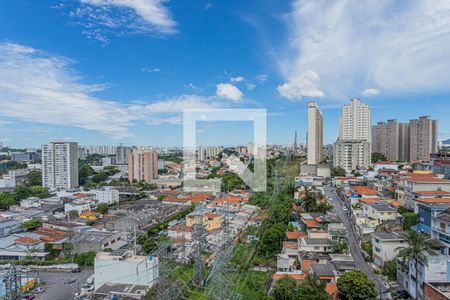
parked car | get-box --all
[33,287,45,294]
[21,296,35,300]
[71,268,81,273]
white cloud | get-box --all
[255,74,269,83]
[246,83,256,91]
[65,0,176,42]
[141,67,160,72]
[361,88,381,97]
[0,42,230,138]
[216,83,243,101]
[279,0,450,99]
[131,95,224,125]
[230,76,245,82]
[276,70,324,100]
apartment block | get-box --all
[409,116,438,163]
[307,102,323,165]
[334,98,371,171]
[128,149,158,183]
[42,141,79,190]
[372,120,399,161]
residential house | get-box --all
[416,203,450,234]
[299,238,332,253]
[397,255,450,300]
[371,231,407,267]
[361,202,399,227]
[396,174,450,210]
[431,208,450,255]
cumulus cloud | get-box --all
[361,88,381,97]
[230,76,245,82]
[64,0,177,42]
[276,70,324,100]
[279,0,450,99]
[216,83,243,101]
[0,42,229,138]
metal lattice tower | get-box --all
[4,262,22,300]
[192,221,206,288]
[152,241,185,300]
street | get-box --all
[323,186,392,300]
[33,269,93,300]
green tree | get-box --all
[331,167,346,177]
[331,240,348,254]
[75,251,96,267]
[396,231,437,299]
[91,172,109,183]
[95,203,109,214]
[297,274,332,300]
[272,276,298,300]
[79,163,94,185]
[24,170,42,186]
[337,270,377,300]
[382,259,397,281]
[22,218,42,230]
[371,152,387,163]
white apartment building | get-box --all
[339,98,371,143]
[307,102,323,165]
[333,140,371,172]
[42,141,79,190]
[95,189,120,205]
[94,250,159,291]
[334,98,372,171]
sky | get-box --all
[1,0,450,148]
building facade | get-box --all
[128,149,158,183]
[116,145,131,165]
[372,120,400,161]
[42,141,78,189]
[334,98,371,171]
[409,116,438,163]
[307,102,323,165]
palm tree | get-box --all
[396,231,437,299]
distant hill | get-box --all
[442,139,450,145]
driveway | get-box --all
[324,186,392,300]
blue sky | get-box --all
[1,0,450,148]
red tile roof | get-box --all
[304,219,320,228]
[286,232,307,239]
[352,186,378,196]
[283,242,298,250]
[326,283,338,300]
[414,191,450,195]
[16,237,41,245]
[359,198,378,204]
[416,198,450,204]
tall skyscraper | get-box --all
[371,120,400,161]
[339,98,371,143]
[42,141,79,189]
[334,98,371,171]
[128,149,158,183]
[116,145,131,165]
[307,102,323,165]
[409,116,438,163]
[399,123,410,162]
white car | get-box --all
[342,207,348,211]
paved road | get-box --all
[323,186,392,300]
[33,270,93,300]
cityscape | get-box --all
[1,1,450,300]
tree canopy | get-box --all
[337,270,377,300]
